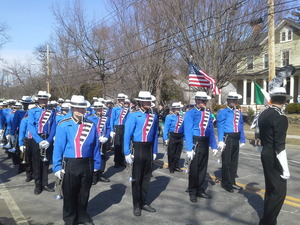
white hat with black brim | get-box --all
[13,102,22,109]
[171,102,183,108]
[20,96,33,104]
[193,91,211,100]
[135,91,156,101]
[270,87,292,100]
[227,92,242,100]
[117,93,127,100]
[93,101,105,108]
[61,103,70,110]
[37,91,51,99]
[70,95,90,108]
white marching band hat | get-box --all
[116,93,127,100]
[61,103,70,110]
[20,96,33,104]
[70,95,90,108]
[227,91,242,100]
[37,91,51,99]
[193,91,211,100]
[49,100,58,106]
[93,101,105,108]
[171,102,183,108]
[270,87,292,100]
[57,98,64,103]
[125,98,131,103]
[135,91,156,101]
[13,102,22,109]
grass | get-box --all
[244,119,300,146]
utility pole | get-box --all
[268,0,275,82]
[46,44,51,93]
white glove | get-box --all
[110,131,116,139]
[10,135,15,144]
[218,141,226,151]
[54,169,65,180]
[19,145,26,153]
[239,143,245,148]
[39,140,50,149]
[256,146,263,153]
[99,136,108,143]
[212,149,219,156]
[164,140,169,146]
[186,150,195,160]
[125,154,134,164]
[153,153,157,161]
[276,150,290,180]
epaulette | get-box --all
[58,117,72,125]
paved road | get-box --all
[1,140,299,225]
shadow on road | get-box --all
[88,183,126,217]
[148,175,170,205]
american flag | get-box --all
[189,62,221,95]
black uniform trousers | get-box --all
[100,141,109,174]
[132,142,153,209]
[221,132,240,188]
[114,125,125,166]
[167,132,183,173]
[32,137,53,191]
[63,157,94,225]
[188,136,209,196]
[24,138,34,179]
[259,149,287,225]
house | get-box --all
[218,18,300,111]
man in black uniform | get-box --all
[258,87,291,225]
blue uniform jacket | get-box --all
[0,110,3,129]
[184,107,217,151]
[28,107,56,144]
[87,114,111,138]
[163,113,184,141]
[6,110,16,134]
[52,117,101,173]
[55,112,72,124]
[18,116,31,146]
[110,105,129,128]
[11,110,26,135]
[124,110,159,156]
[217,107,245,143]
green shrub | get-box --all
[247,106,255,116]
[297,104,300,114]
[286,103,298,114]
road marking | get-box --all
[156,161,300,208]
[0,178,29,225]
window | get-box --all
[288,30,292,40]
[264,54,269,69]
[281,32,286,42]
[247,56,254,70]
[282,50,289,66]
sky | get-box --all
[0,0,110,65]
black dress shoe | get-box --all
[174,167,183,172]
[133,207,141,216]
[34,189,42,195]
[197,192,212,199]
[222,186,234,193]
[43,186,55,192]
[141,205,156,212]
[232,184,243,190]
[99,176,110,182]
[189,195,197,203]
[169,170,174,174]
[25,177,33,182]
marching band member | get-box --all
[217,92,245,193]
[258,87,291,225]
[56,103,71,124]
[87,101,111,184]
[53,95,101,225]
[124,91,158,216]
[163,102,184,173]
[28,91,56,195]
[184,91,218,203]
[110,93,129,168]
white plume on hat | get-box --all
[227,92,242,100]
[193,91,211,100]
[135,91,156,101]
[270,87,292,100]
[70,95,90,108]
